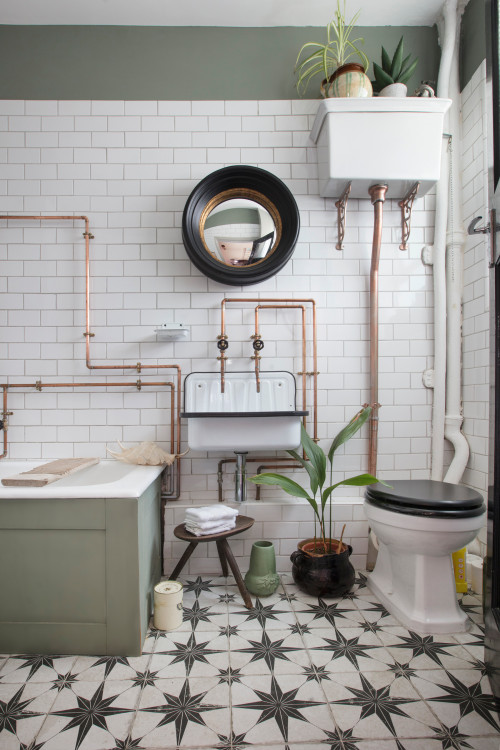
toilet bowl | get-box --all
[364,480,485,634]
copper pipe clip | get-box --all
[136,380,142,391]
[83,231,94,239]
[83,331,95,337]
[297,371,320,376]
[35,381,42,391]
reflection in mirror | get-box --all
[202,198,276,266]
[199,187,282,269]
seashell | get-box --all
[106,441,187,466]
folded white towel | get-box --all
[185,505,238,523]
[184,517,239,531]
[184,520,236,536]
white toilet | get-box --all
[364,480,486,634]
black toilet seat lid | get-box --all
[365,479,485,518]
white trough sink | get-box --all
[182,371,307,452]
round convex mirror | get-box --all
[182,166,300,286]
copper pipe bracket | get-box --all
[83,331,95,337]
[399,182,420,251]
[83,231,94,239]
[297,371,320,376]
[335,181,352,251]
[35,381,42,391]
[136,380,142,391]
[136,362,142,373]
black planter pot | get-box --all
[290,540,355,597]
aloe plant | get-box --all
[372,37,418,93]
[295,0,369,96]
[248,405,387,554]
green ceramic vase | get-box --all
[244,540,280,597]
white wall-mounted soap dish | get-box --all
[155,323,190,341]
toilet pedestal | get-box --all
[367,542,469,634]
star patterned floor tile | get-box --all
[35,679,140,750]
[228,596,298,632]
[293,597,366,630]
[353,596,405,627]
[179,599,229,632]
[323,669,438,741]
[0,681,57,749]
[0,656,78,684]
[150,630,229,678]
[303,627,396,673]
[376,627,479,671]
[132,676,230,748]
[410,668,500,738]
[230,673,335,745]
[229,630,311,676]
[71,654,152,682]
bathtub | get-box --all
[0,459,164,656]
[0,459,164,499]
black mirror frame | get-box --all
[182,165,300,286]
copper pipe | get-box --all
[217,456,300,502]
[367,185,388,477]
[1,387,8,459]
[220,298,318,441]
[256,304,308,433]
[254,462,302,501]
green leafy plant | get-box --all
[295,0,369,96]
[248,405,388,554]
[372,37,418,93]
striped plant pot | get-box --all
[327,62,372,98]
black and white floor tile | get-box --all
[0,573,499,749]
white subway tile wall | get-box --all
[0,94,480,573]
[460,61,490,553]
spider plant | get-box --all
[295,0,369,96]
[248,405,387,554]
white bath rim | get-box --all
[0,459,164,499]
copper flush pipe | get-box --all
[367,185,388,477]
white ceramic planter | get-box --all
[379,82,408,98]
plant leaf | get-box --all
[381,46,391,72]
[373,62,394,88]
[287,449,319,496]
[390,36,404,80]
[248,471,312,498]
[328,405,372,463]
[300,423,326,489]
[321,473,389,504]
[398,58,419,85]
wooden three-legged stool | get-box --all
[169,515,255,609]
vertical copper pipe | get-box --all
[254,307,261,393]
[256,305,307,431]
[368,185,388,477]
[1,387,8,459]
[220,298,318,441]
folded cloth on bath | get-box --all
[184,505,239,524]
[184,520,237,536]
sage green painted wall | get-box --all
[0,25,439,100]
[460,0,487,90]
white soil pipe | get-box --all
[443,15,469,484]
[431,0,457,480]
